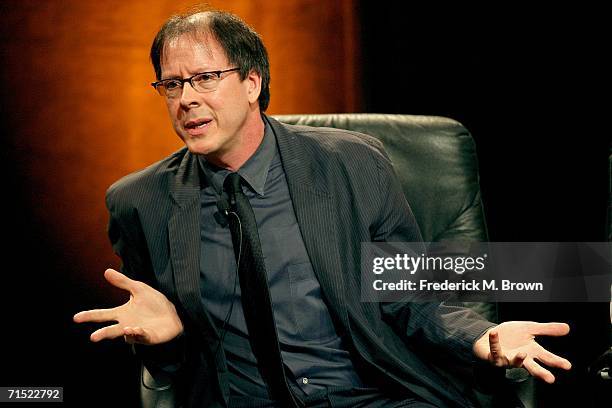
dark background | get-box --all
[360,4,610,407]
[1,2,609,407]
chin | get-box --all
[185,140,220,157]
[186,144,213,156]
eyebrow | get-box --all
[160,69,215,81]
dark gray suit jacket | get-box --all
[106,115,495,407]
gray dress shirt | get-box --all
[198,122,365,400]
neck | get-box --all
[206,111,265,171]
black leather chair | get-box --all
[140,113,533,407]
[276,113,495,319]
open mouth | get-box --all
[185,118,212,130]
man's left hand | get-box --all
[473,321,571,383]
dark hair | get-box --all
[150,9,271,111]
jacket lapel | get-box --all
[168,151,219,347]
[267,116,350,333]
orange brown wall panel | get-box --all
[1,0,361,302]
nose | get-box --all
[179,81,201,109]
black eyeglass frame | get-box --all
[151,67,240,96]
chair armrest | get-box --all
[140,363,176,408]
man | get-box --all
[74,9,571,408]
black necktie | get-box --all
[223,173,301,407]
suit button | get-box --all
[301,377,309,385]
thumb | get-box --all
[104,268,136,292]
[531,322,570,337]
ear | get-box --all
[245,70,262,105]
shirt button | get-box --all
[301,377,309,385]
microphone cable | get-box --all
[213,196,242,359]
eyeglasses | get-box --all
[151,67,240,98]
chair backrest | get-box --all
[274,114,488,242]
[275,113,494,320]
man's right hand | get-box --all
[74,269,184,345]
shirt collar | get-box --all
[198,120,276,197]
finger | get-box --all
[535,349,572,370]
[123,334,147,345]
[73,308,119,323]
[123,327,141,344]
[488,331,509,367]
[90,323,124,342]
[511,351,527,367]
[523,358,555,383]
[530,322,570,337]
[104,268,137,293]
[124,326,146,337]
[123,326,150,345]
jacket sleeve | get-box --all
[370,146,496,364]
[106,192,187,372]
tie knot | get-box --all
[224,172,243,195]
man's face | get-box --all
[160,34,261,160]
